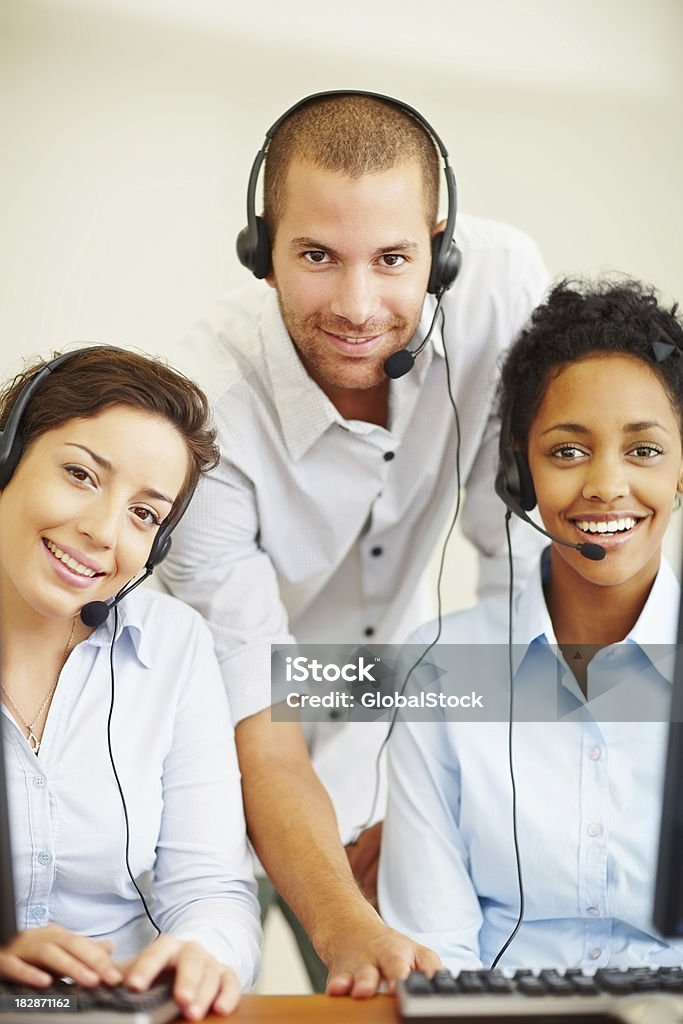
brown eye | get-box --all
[630,444,663,459]
[66,465,94,484]
[132,506,160,527]
[379,254,406,268]
[303,251,330,264]
[550,445,585,460]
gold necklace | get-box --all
[0,616,77,754]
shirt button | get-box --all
[587,906,600,916]
[37,852,51,866]
[589,746,602,761]
[587,822,603,838]
[364,627,375,637]
[31,905,47,920]
[33,775,46,788]
[370,546,383,557]
[383,451,395,462]
[589,947,602,960]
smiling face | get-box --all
[0,405,189,624]
[268,157,434,405]
[527,353,683,599]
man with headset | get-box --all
[159,91,548,994]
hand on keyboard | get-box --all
[0,925,122,989]
[325,915,442,1000]
[119,934,240,1020]
[1,931,241,1020]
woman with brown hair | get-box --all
[0,347,260,1019]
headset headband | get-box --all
[0,347,192,571]
[237,89,460,294]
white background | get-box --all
[2,0,682,990]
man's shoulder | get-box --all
[195,279,270,338]
[455,213,542,258]
[171,281,274,400]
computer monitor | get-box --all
[0,712,17,943]
[653,596,683,936]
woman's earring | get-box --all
[674,491,682,512]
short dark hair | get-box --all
[0,346,219,510]
[498,278,683,449]
[263,94,440,237]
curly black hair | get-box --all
[498,278,683,449]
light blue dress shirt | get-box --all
[2,588,261,989]
[379,552,683,972]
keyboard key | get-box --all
[571,975,600,993]
[516,976,547,995]
[544,978,575,994]
[432,975,459,994]
[404,972,433,995]
[484,977,514,993]
[595,969,635,993]
[459,977,486,993]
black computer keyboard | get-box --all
[398,967,683,1021]
[0,978,178,1023]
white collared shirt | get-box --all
[379,553,683,971]
[159,215,549,840]
[2,589,261,989]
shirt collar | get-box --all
[512,548,679,682]
[510,547,557,674]
[260,291,339,461]
[629,556,680,682]
[261,291,443,460]
[83,592,152,668]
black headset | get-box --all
[236,89,461,297]
[495,406,537,513]
[0,347,191,573]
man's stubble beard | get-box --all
[275,291,423,393]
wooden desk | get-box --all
[209,994,398,1022]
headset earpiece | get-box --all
[144,484,195,571]
[428,232,462,296]
[0,431,25,489]
[0,351,79,490]
[236,216,272,280]
[497,408,537,512]
[237,90,461,296]
[145,533,173,571]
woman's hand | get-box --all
[120,935,240,1020]
[0,926,122,988]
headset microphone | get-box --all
[383,289,448,380]
[494,473,605,561]
[495,407,605,561]
[383,348,415,380]
[80,569,153,628]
